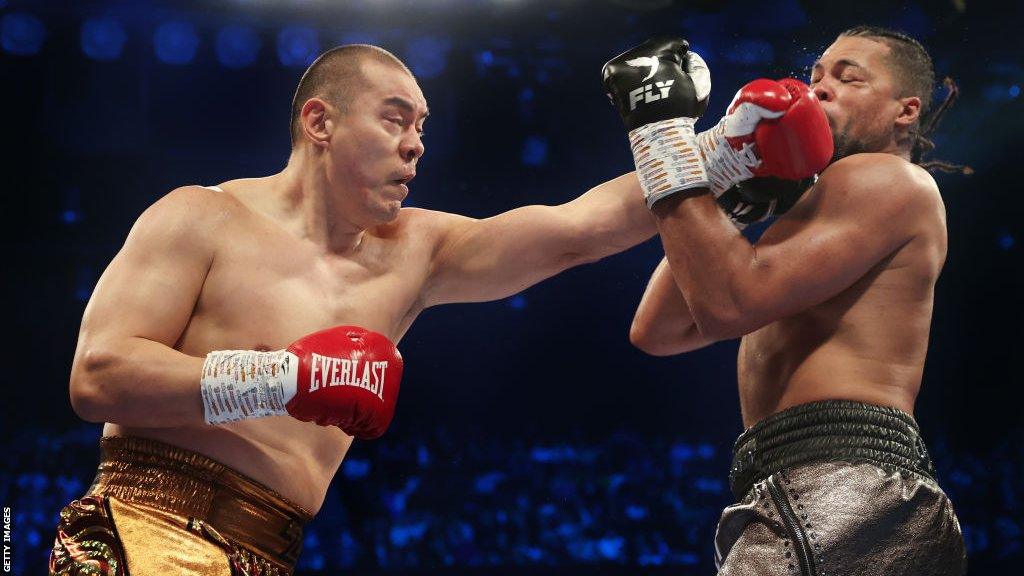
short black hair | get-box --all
[839,25,936,123]
[289,44,412,146]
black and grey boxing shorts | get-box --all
[714,400,966,576]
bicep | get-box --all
[632,257,713,355]
[424,206,580,306]
[738,179,920,325]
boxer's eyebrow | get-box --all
[383,96,430,120]
[836,58,866,70]
[812,58,865,72]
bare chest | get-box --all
[183,230,429,353]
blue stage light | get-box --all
[725,39,775,67]
[81,17,126,62]
[508,294,527,309]
[153,21,199,65]
[521,136,548,167]
[405,36,450,80]
[338,31,379,46]
[998,232,1015,250]
[216,24,260,69]
[598,535,625,560]
[277,25,318,67]
[342,458,370,479]
[984,84,1015,102]
[1,12,46,56]
[1010,85,1021,98]
[74,265,96,302]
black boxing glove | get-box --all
[716,176,815,230]
[602,37,712,207]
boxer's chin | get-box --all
[828,131,863,165]
[378,200,403,223]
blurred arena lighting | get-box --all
[216,24,261,69]
[521,136,548,167]
[61,187,82,225]
[338,31,380,46]
[983,84,1019,103]
[507,294,527,310]
[997,232,1015,251]
[80,17,127,62]
[751,0,807,32]
[476,49,495,70]
[893,2,932,39]
[724,38,775,67]
[153,21,199,65]
[74,265,96,302]
[277,25,319,67]
[608,0,673,9]
[403,36,451,80]
[1,12,46,56]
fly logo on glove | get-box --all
[625,56,660,81]
[629,80,675,111]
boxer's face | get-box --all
[810,36,912,163]
[329,60,427,226]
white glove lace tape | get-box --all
[695,116,761,197]
[200,349,298,424]
[628,117,709,208]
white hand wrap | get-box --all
[628,117,709,208]
[695,116,762,197]
[200,349,299,425]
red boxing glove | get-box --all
[696,78,833,195]
[201,325,403,439]
[285,326,402,437]
[725,78,833,180]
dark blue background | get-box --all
[2,0,1021,574]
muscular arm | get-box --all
[630,257,717,355]
[69,187,223,427]
[423,172,656,306]
[651,154,940,340]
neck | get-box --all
[882,128,914,162]
[274,148,367,254]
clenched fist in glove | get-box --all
[200,325,403,439]
[603,38,831,215]
[696,78,833,195]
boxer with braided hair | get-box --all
[610,26,968,576]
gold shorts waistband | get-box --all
[87,436,313,567]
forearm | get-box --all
[70,336,207,427]
[651,192,758,338]
[630,257,715,355]
[562,172,657,262]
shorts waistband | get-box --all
[87,436,313,568]
[729,400,936,500]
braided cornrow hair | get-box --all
[840,26,972,175]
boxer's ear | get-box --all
[300,97,332,148]
[895,95,921,129]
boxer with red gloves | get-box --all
[56,43,667,575]
[612,30,965,576]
